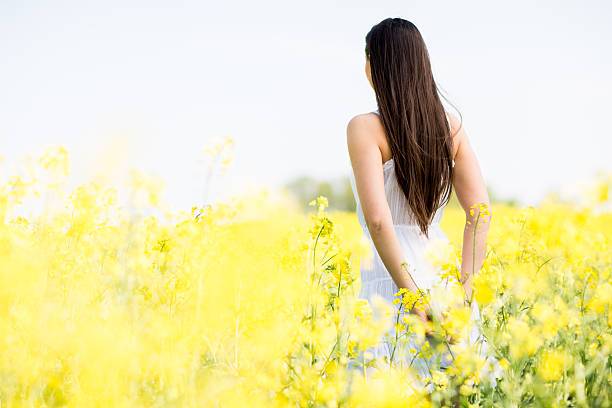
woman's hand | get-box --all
[428,308,460,345]
[411,306,434,337]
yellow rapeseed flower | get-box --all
[537,349,568,382]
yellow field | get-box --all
[0,148,610,407]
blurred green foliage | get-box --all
[283,175,517,212]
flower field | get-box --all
[0,148,610,407]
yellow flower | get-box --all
[459,382,475,396]
[473,274,495,305]
[309,195,329,212]
[499,358,510,371]
[537,349,568,382]
[507,316,542,358]
[38,146,70,177]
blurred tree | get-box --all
[487,185,519,206]
[283,175,356,212]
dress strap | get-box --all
[445,112,456,168]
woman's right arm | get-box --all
[448,114,492,303]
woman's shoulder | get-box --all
[346,111,386,141]
[346,110,382,128]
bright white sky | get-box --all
[1,0,610,210]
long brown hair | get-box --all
[365,18,459,238]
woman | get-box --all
[347,18,500,383]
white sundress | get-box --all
[348,110,502,388]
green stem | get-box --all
[389,302,404,367]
